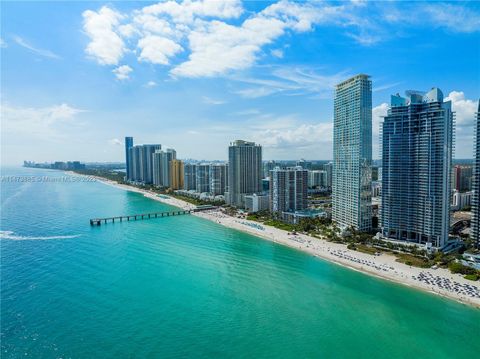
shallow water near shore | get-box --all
[1,166,479,358]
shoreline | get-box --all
[74,172,480,309]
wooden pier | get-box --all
[89,205,216,226]
[90,210,192,226]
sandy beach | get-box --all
[79,173,480,308]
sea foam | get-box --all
[0,230,81,241]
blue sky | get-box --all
[1,0,479,165]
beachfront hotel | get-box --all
[332,74,372,232]
[226,140,263,208]
[471,101,480,247]
[381,88,454,248]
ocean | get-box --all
[1,166,479,358]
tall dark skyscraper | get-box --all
[471,100,480,247]
[226,140,262,208]
[125,137,133,180]
[381,88,453,248]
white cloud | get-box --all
[133,13,178,37]
[1,103,85,137]
[169,0,340,78]
[417,4,480,33]
[82,6,126,65]
[13,35,61,59]
[112,65,132,80]
[445,91,478,159]
[0,37,7,48]
[81,1,480,81]
[235,66,348,98]
[350,0,367,7]
[144,81,157,88]
[202,96,225,105]
[260,0,337,32]
[372,102,388,159]
[254,121,333,151]
[382,3,480,34]
[236,86,281,98]
[137,35,183,65]
[108,138,122,145]
[446,91,477,127]
[346,32,382,46]
[118,24,138,38]
[171,16,286,77]
[373,82,403,93]
[373,103,388,137]
[270,49,284,58]
[140,0,243,23]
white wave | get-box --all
[0,230,82,241]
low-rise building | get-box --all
[452,190,473,211]
[244,194,269,213]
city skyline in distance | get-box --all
[1,0,480,165]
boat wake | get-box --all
[0,230,82,241]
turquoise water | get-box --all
[1,167,479,358]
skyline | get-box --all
[2,0,480,165]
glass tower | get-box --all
[332,74,372,232]
[381,88,454,248]
[152,149,176,188]
[125,137,133,180]
[471,100,480,247]
[270,166,308,214]
[226,140,262,208]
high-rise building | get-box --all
[195,164,210,193]
[143,144,162,184]
[209,164,228,195]
[263,160,277,178]
[170,159,184,190]
[296,159,312,170]
[381,88,454,248]
[183,163,197,190]
[332,74,372,232]
[152,151,162,187]
[226,140,262,208]
[129,145,143,182]
[323,162,333,189]
[471,100,480,247]
[125,137,133,180]
[152,149,176,188]
[452,165,473,192]
[308,170,327,188]
[126,142,161,183]
[270,166,308,214]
